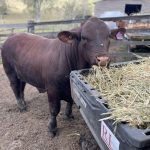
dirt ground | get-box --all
[0,65,99,150]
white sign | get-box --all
[101,121,120,150]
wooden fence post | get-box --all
[27,20,35,33]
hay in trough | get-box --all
[84,58,150,129]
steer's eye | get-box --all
[82,36,88,41]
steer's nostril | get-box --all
[96,57,100,62]
[96,56,110,67]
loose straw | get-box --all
[84,58,150,129]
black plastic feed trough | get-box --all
[70,60,150,150]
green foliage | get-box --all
[42,0,94,20]
[0,0,7,23]
[63,0,82,19]
[23,0,41,21]
[23,0,58,21]
[23,0,94,20]
[0,0,94,23]
[0,0,7,15]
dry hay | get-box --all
[84,58,150,129]
[127,22,150,29]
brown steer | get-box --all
[1,17,125,137]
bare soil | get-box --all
[0,65,99,150]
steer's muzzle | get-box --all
[96,56,110,67]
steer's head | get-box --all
[58,17,126,67]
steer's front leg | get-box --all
[47,89,61,138]
[64,100,74,120]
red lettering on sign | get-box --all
[101,124,112,150]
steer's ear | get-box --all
[58,31,79,44]
[110,28,126,40]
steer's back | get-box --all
[1,33,61,88]
[2,33,54,60]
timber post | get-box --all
[27,20,35,33]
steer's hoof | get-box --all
[17,101,27,112]
[63,114,74,121]
[49,128,58,138]
[19,106,27,112]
